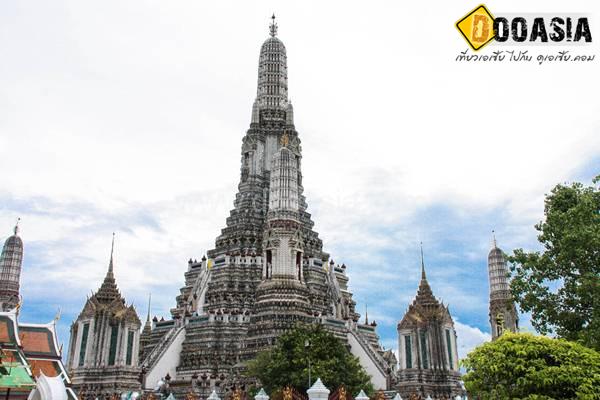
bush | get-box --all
[462,333,600,399]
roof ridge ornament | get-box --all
[53,307,61,324]
[269,14,278,37]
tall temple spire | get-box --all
[397,243,462,395]
[139,293,153,365]
[138,19,392,395]
[68,234,141,396]
[487,232,519,339]
[0,220,24,311]
[142,292,152,335]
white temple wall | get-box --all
[347,331,387,390]
[144,327,186,390]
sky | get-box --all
[1,0,599,364]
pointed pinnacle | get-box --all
[420,242,427,280]
[146,293,152,322]
[108,232,115,274]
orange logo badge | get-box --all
[456,5,495,51]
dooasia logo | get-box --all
[456,5,593,51]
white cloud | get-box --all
[455,320,491,360]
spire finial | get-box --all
[365,303,369,325]
[492,230,497,249]
[269,14,278,37]
[108,232,115,274]
[146,293,152,322]
[14,217,20,236]
[420,242,427,280]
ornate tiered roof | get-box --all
[398,249,453,330]
[76,235,139,325]
[94,234,122,304]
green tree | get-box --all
[509,175,600,350]
[462,333,600,400]
[245,324,373,396]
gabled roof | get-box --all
[18,322,60,358]
[18,321,70,385]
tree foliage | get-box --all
[462,333,600,400]
[509,175,600,350]
[245,324,373,396]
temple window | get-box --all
[126,330,135,365]
[420,330,429,369]
[404,335,412,368]
[108,325,119,366]
[78,322,89,367]
[445,329,454,370]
